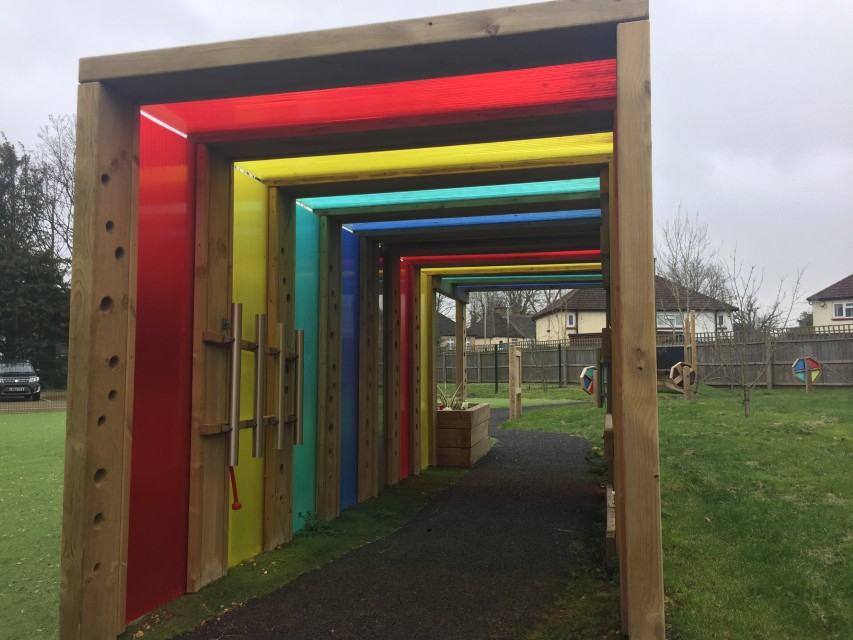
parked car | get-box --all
[0,360,41,401]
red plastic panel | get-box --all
[143,60,615,142]
[126,116,196,622]
[399,261,411,479]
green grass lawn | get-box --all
[508,386,853,639]
[3,387,851,639]
[0,411,65,639]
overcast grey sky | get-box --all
[2,0,851,316]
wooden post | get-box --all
[186,147,231,592]
[765,336,774,390]
[455,301,467,397]
[412,266,423,474]
[383,253,401,486]
[358,239,380,500]
[263,190,294,549]
[316,217,342,520]
[60,82,139,640]
[509,346,523,419]
[427,279,438,466]
[612,19,665,639]
[594,347,603,409]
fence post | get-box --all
[765,337,774,390]
[558,343,564,388]
[494,344,499,394]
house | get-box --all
[436,313,457,349]
[533,275,734,341]
[807,273,853,325]
[467,309,535,347]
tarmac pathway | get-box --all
[177,406,603,640]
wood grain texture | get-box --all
[383,253,402,486]
[80,1,647,103]
[455,302,467,396]
[263,190,294,549]
[316,218,342,520]
[614,19,665,639]
[187,147,232,592]
[357,239,380,500]
[59,82,138,640]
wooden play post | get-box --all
[455,300,467,397]
[683,310,697,401]
[509,345,522,419]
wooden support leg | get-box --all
[613,19,665,639]
[60,82,139,640]
[383,252,401,486]
[316,218,342,520]
[358,239,380,501]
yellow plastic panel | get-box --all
[228,170,268,567]
[422,263,601,277]
[237,133,612,186]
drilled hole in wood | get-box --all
[94,468,107,485]
[108,389,117,400]
[115,247,125,260]
[108,356,120,368]
[101,173,110,186]
[105,220,114,232]
[99,296,113,312]
[93,513,105,527]
[93,562,101,573]
[279,464,284,473]
[97,415,106,427]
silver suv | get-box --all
[0,360,41,401]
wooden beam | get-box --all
[80,1,647,103]
[186,147,232,592]
[613,20,665,639]
[383,252,402,486]
[358,238,380,500]
[263,190,294,549]
[59,82,138,640]
[455,301,467,398]
[316,218,342,520]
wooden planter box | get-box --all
[436,403,491,468]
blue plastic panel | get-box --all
[340,229,359,510]
[345,209,600,233]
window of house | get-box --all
[446,338,455,350]
[833,302,853,319]
[566,312,576,328]
[716,313,725,328]
[656,312,683,329]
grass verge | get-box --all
[0,411,65,639]
[506,387,853,639]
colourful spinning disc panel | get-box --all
[143,60,616,141]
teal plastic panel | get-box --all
[294,206,319,532]
[298,178,599,211]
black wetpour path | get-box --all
[177,406,602,640]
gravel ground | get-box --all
[177,406,603,640]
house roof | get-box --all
[467,313,535,339]
[807,273,853,302]
[532,275,733,319]
[436,313,456,337]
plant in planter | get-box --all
[435,384,490,468]
[436,383,468,411]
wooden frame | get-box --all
[62,2,662,638]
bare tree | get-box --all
[36,114,76,273]
[707,248,806,416]
[655,206,729,332]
